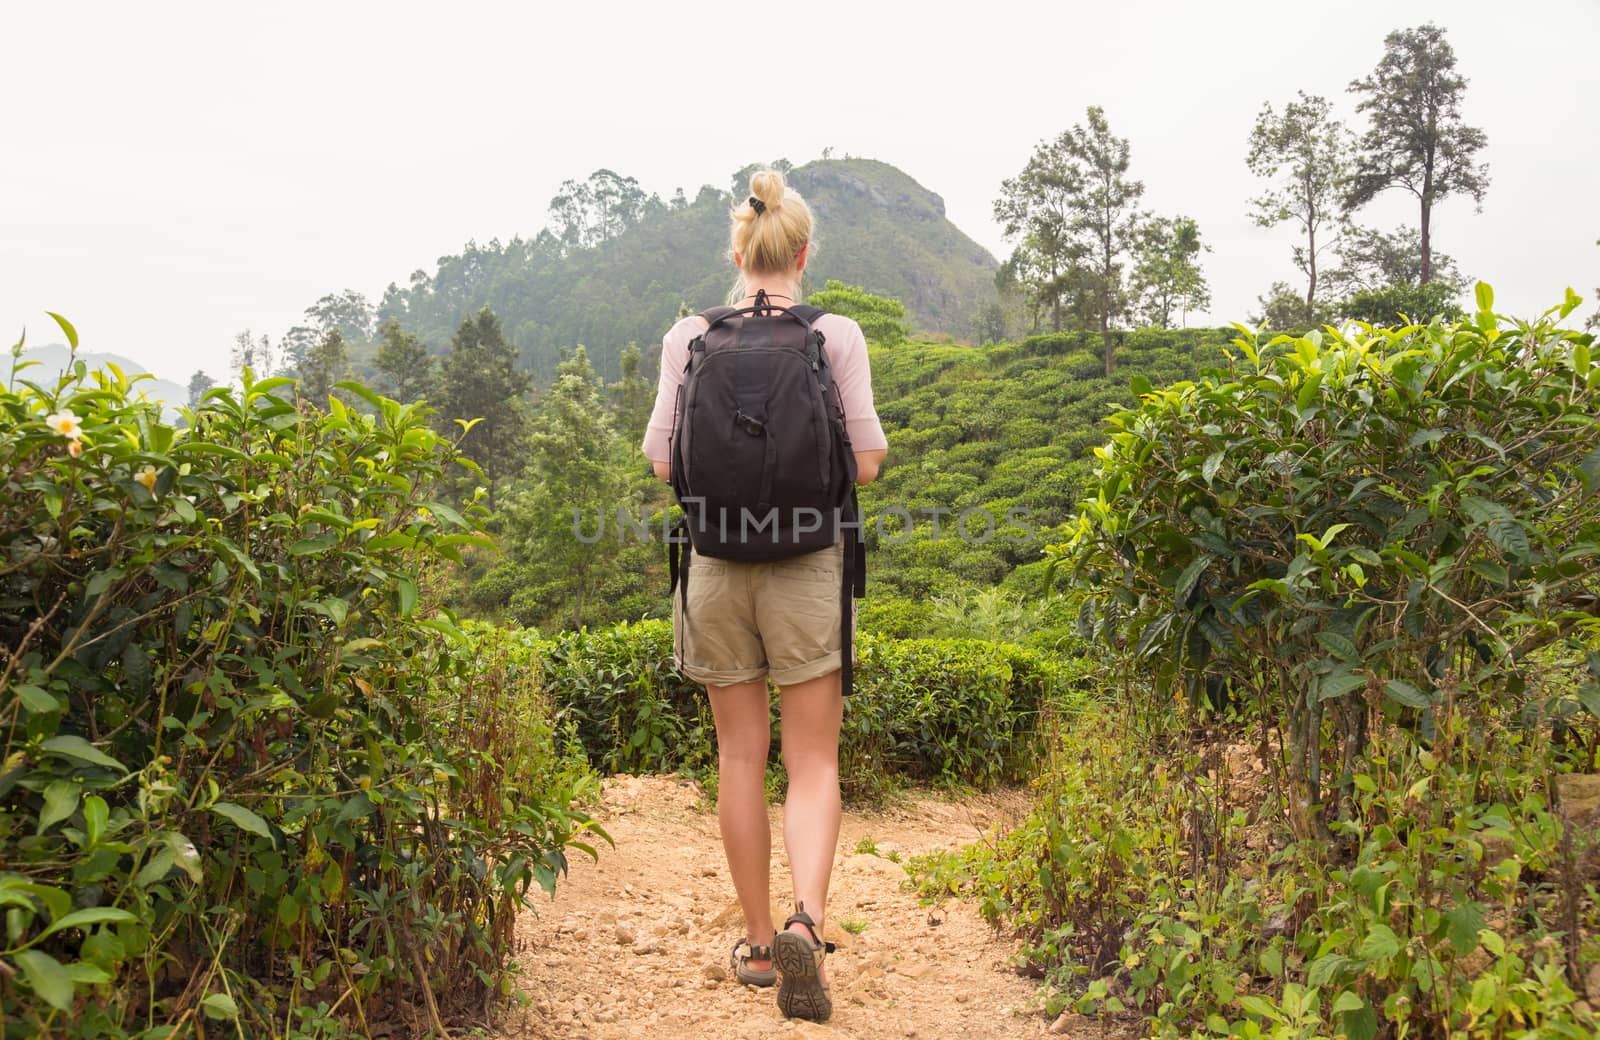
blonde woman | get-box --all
[640,168,888,1021]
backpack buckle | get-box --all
[734,409,766,436]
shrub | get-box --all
[1056,287,1600,839]
[0,333,599,1036]
[537,620,1082,803]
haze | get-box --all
[3,0,1596,383]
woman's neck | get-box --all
[738,278,798,305]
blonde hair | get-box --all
[729,168,813,301]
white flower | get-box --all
[45,409,82,440]
[136,465,158,494]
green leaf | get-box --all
[16,684,59,713]
[211,802,273,840]
[287,531,341,555]
[1315,632,1360,662]
[397,576,418,618]
[159,831,203,883]
[1173,554,1214,608]
[13,949,73,1010]
[1575,683,1600,719]
[1318,672,1366,701]
[1356,923,1401,962]
[1331,991,1365,1014]
[1469,560,1509,586]
[39,735,127,771]
[83,796,108,846]
[41,907,137,939]
[135,847,176,887]
[46,311,79,350]
[1129,374,1153,396]
[1384,680,1431,709]
[1238,995,1282,1021]
[172,497,197,524]
[1443,904,1485,957]
[202,992,240,1020]
[1474,281,1494,313]
[1342,999,1378,1040]
[333,380,386,412]
[38,780,80,833]
[1201,451,1223,484]
[1579,443,1600,496]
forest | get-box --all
[5,18,1600,1040]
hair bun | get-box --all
[748,169,786,212]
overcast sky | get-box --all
[3,0,1597,383]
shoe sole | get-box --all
[773,930,832,1022]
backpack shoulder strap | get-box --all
[787,304,826,326]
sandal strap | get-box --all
[783,902,833,953]
[732,937,772,959]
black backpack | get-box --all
[667,291,867,693]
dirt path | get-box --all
[492,774,1059,1039]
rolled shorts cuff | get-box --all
[676,656,768,688]
[769,645,857,687]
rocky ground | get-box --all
[489,774,1087,1039]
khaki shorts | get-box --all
[672,540,857,688]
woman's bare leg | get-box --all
[777,669,844,983]
[707,678,775,969]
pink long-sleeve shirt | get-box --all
[640,312,889,462]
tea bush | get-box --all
[538,619,1088,803]
[0,327,600,1037]
[1055,288,1600,838]
[911,707,1600,1039]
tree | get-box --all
[995,134,1079,333]
[501,348,628,629]
[298,328,349,406]
[375,319,433,403]
[547,169,656,253]
[1337,282,1465,326]
[277,325,319,378]
[1066,107,1147,375]
[1246,92,1354,322]
[996,107,1146,373]
[230,330,274,379]
[304,290,374,342]
[1131,216,1211,328]
[1322,224,1467,298]
[808,281,910,347]
[1346,23,1489,284]
[970,300,1006,345]
[187,370,215,409]
[606,342,653,447]
[432,307,531,510]
[1252,282,1333,330]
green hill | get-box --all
[364,158,999,382]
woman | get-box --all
[640,167,888,1022]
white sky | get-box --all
[3,0,1597,382]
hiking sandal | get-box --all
[730,937,776,987]
[773,902,836,1022]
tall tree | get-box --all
[995,136,1077,334]
[374,318,432,403]
[547,169,657,253]
[230,330,274,379]
[504,348,626,628]
[432,307,531,510]
[298,328,349,406]
[277,325,319,378]
[606,342,652,447]
[187,370,215,409]
[304,290,374,342]
[1246,92,1354,322]
[997,107,1145,372]
[1067,107,1146,375]
[1131,216,1211,328]
[1345,23,1489,284]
